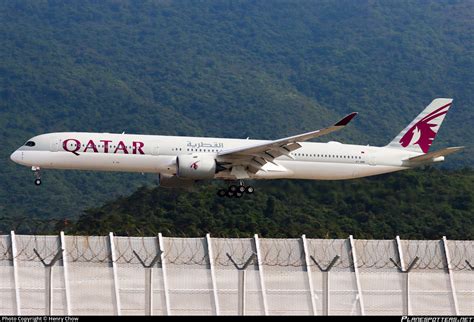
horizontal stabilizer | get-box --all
[405,146,464,163]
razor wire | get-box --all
[0,233,472,271]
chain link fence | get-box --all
[0,233,472,315]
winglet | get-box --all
[335,112,358,126]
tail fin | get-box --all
[386,98,453,153]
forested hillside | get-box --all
[2,168,471,239]
[1,1,472,219]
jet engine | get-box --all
[176,154,217,179]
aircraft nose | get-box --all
[10,150,21,164]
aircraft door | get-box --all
[50,139,61,152]
[152,146,160,156]
[369,153,377,166]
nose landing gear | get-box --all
[32,166,42,186]
[217,181,254,198]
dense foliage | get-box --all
[1,1,472,219]
[58,168,472,240]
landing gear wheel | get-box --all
[229,185,238,193]
[226,190,234,198]
[245,186,254,194]
[235,191,243,198]
[32,167,42,186]
[238,185,246,193]
[217,189,226,197]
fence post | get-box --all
[133,250,162,315]
[60,232,71,315]
[10,231,21,315]
[33,247,63,315]
[442,236,459,315]
[206,234,220,315]
[349,235,364,315]
[395,236,408,315]
[391,236,418,315]
[145,267,152,315]
[109,232,121,315]
[395,236,406,271]
[301,235,317,315]
[254,234,268,315]
[158,233,171,315]
[310,254,339,315]
[226,252,256,315]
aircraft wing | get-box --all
[217,112,357,175]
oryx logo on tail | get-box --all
[399,102,452,153]
[387,98,453,154]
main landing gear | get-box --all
[32,166,42,186]
[217,181,255,198]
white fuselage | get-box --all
[10,132,422,181]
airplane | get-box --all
[10,98,463,198]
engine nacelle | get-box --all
[158,173,194,189]
[177,154,217,179]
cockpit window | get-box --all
[24,141,36,147]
